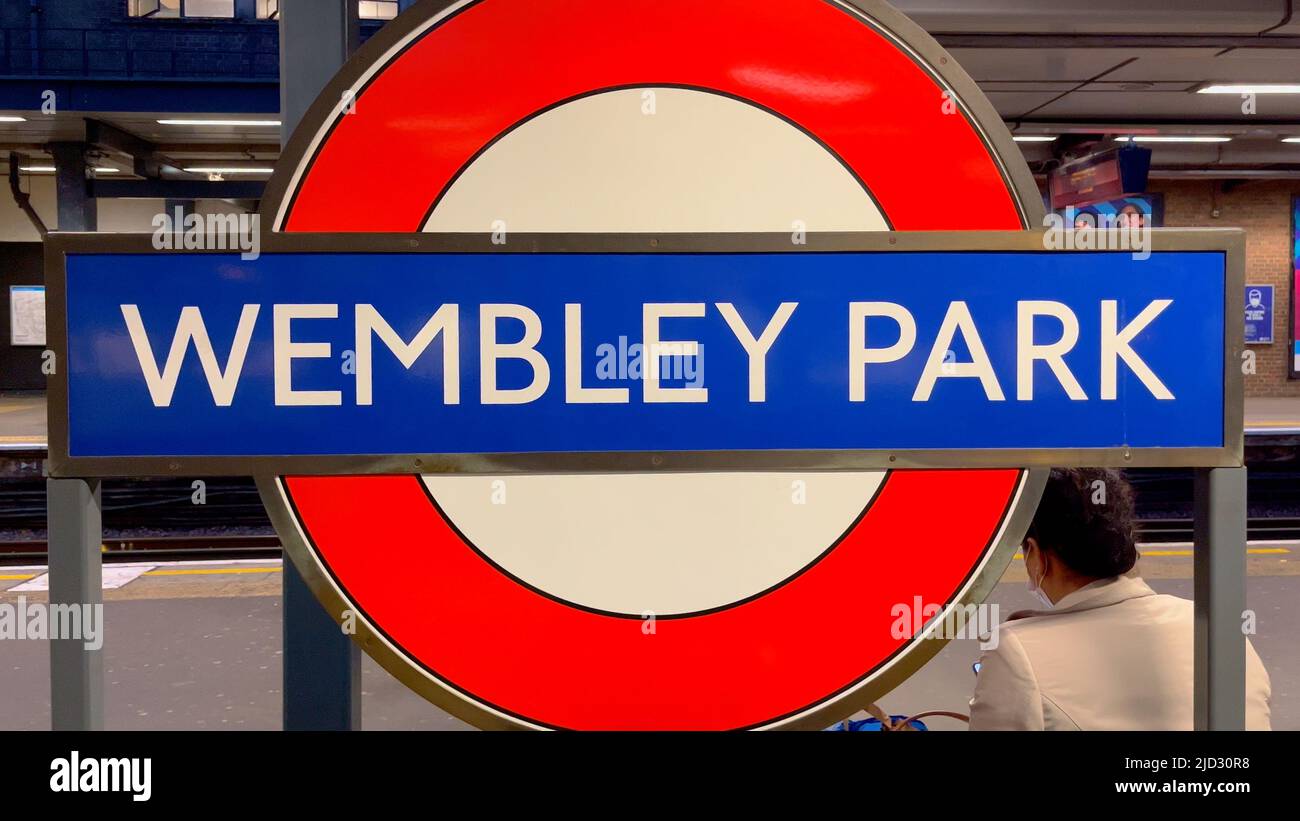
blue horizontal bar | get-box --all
[62,249,1227,459]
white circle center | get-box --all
[423,87,890,615]
[424,86,888,233]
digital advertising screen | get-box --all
[1055,193,1165,229]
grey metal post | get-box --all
[280,0,358,135]
[47,478,103,730]
[48,138,103,730]
[279,0,362,731]
[1192,466,1248,730]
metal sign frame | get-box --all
[44,227,1245,479]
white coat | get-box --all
[969,575,1271,730]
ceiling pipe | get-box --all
[1259,0,1294,34]
[7,152,49,237]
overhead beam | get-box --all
[1149,168,1300,178]
[0,79,278,115]
[935,34,1300,48]
[88,179,266,199]
[51,142,97,231]
[0,143,281,159]
[82,118,185,178]
[155,143,282,156]
[84,118,155,160]
[1009,117,1300,128]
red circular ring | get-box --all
[271,0,1033,729]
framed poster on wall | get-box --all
[8,285,45,347]
[1245,285,1274,344]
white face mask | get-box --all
[1025,544,1054,609]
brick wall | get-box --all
[1153,179,1300,398]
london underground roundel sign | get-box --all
[257,0,1045,731]
[50,0,1238,732]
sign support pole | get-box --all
[278,0,361,731]
[48,139,102,731]
[1192,466,1248,730]
[47,478,103,730]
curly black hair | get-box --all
[1024,468,1138,579]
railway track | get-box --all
[1,460,1296,561]
[0,535,280,562]
[1137,518,1300,544]
[2,521,1294,563]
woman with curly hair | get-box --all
[969,468,1271,730]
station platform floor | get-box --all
[4,392,1300,449]
[1248,396,1300,435]
[0,393,43,450]
[0,546,1296,730]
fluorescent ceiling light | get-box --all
[158,119,281,127]
[1013,135,1056,143]
[1283,137,1300,143]
[1198,84,1300,95]
[0,115,26,123]
[183,167,275,174]
[1115,135,1232,143]
[18,166,119,173]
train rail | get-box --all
[0,535,280,562]
[1,522,1294,564]
[1,448,1297,561]
[1137,518,1300,544]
